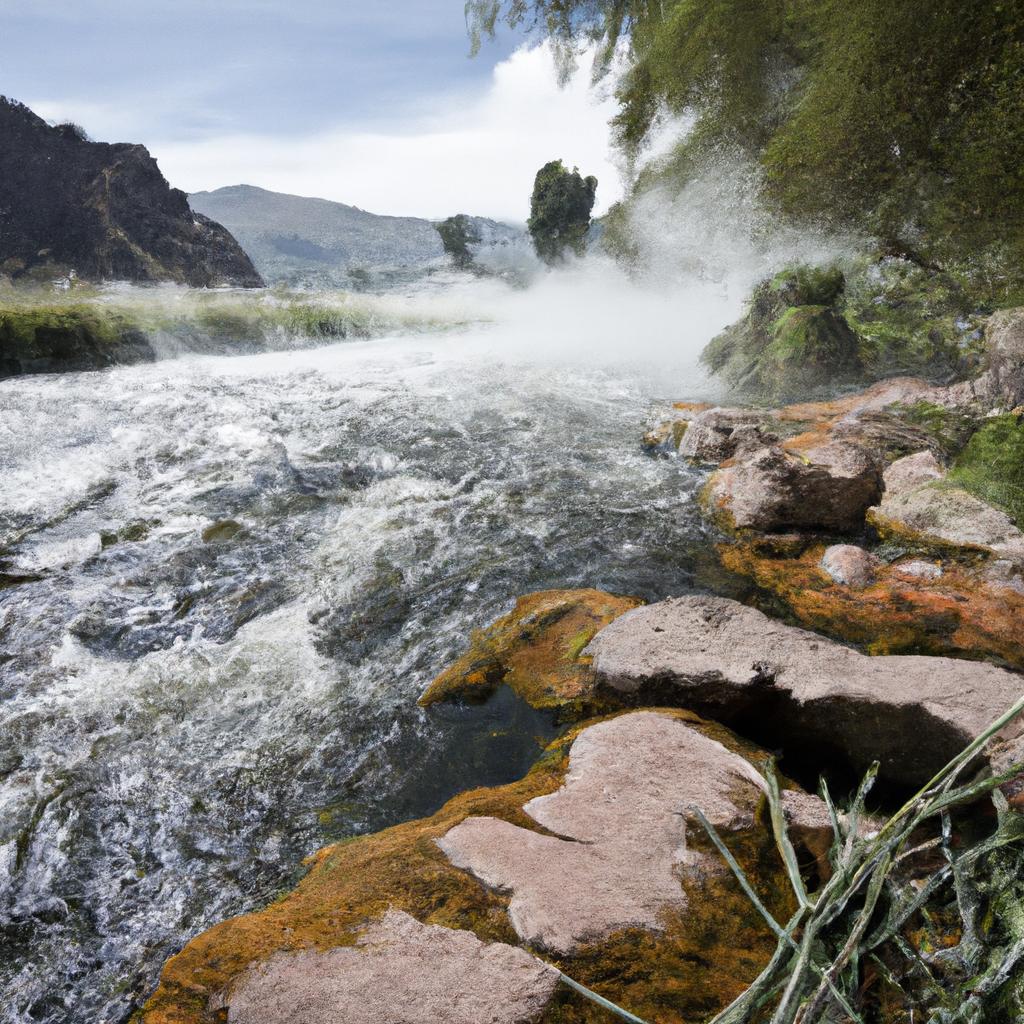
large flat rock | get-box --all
[585,597,1024,787]
[868,452,1024,567]
[222,910,558,1024]
[438,711,826,954]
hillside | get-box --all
[189,184,523,286]
[0,98,262,288]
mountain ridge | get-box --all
[0,97,262,288]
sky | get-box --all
[1,0,624,222]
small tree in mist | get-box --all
[528,160,597,265]
[436,214,481,269]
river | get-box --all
[0,270,747,1022]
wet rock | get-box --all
[419,589,642,712]
[705,439,881,533]
[820,544,881,588]
[586,596,1024,787]
[221,910,558,1024]
[679,407,775,463]
[201,519,244,544]
[894,559,943,580]
[947,308,1024,410]
[439,711,791,953]
[719,540,1024,669]
[641,418,688,452]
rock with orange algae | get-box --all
[867,452,1024,566]
[418,589,643,712]
[219,910,558,1024]
[641,401,713,453]
[439,712,782,954]
[141,708,821,1024]
[717,541,1024,669]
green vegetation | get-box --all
[701,256,996,400]
[470,1,1024,283]
[692,696,1024,1024]
[528,159,598,264]
[701,264,862,400]
[948,414,1024,526]
[0,284,467,375]
[435,214,482,269]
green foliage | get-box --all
[948,414,1024,527]
[700,263,861,400]
[843,257,988,381]
[471,0,1024,267]
[436,214,482,269]
[527,159,598,264]
[699,696,1024,1024]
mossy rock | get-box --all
[420,589,643,716]
[0,302,155,375]
[760,305,861,392]
[842,256,987,381]
[948,414,1024,527]
[702,264,861,401]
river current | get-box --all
[0,276,744,1023]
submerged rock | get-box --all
[221,910,558,1024]
[419,589,642,712]
[586,596,1024,787]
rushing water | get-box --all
[0,291,741,1023]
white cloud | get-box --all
[145,45,622,223]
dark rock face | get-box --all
[0,98,263,287]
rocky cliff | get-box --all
[0,97,262,287]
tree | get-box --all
[528,160,598,264]
[468,0,1024,271]
[436,214,481,269]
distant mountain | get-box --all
[0,98,262,288]
[189,185,525,287]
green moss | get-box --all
[563,628,596,662]
[947,415,1024,527]
[889,401,981,460]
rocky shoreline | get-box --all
[137,306,1024,1023]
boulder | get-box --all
[585,596,1024,787]
[881,451,945,496]
[705,439,881,533]
[439,711,800,954]
[220,910,558,1024]
[679,407,775,463]
[820,544,881,588]
[868,455,1024,566]
[945,308,1024,410]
